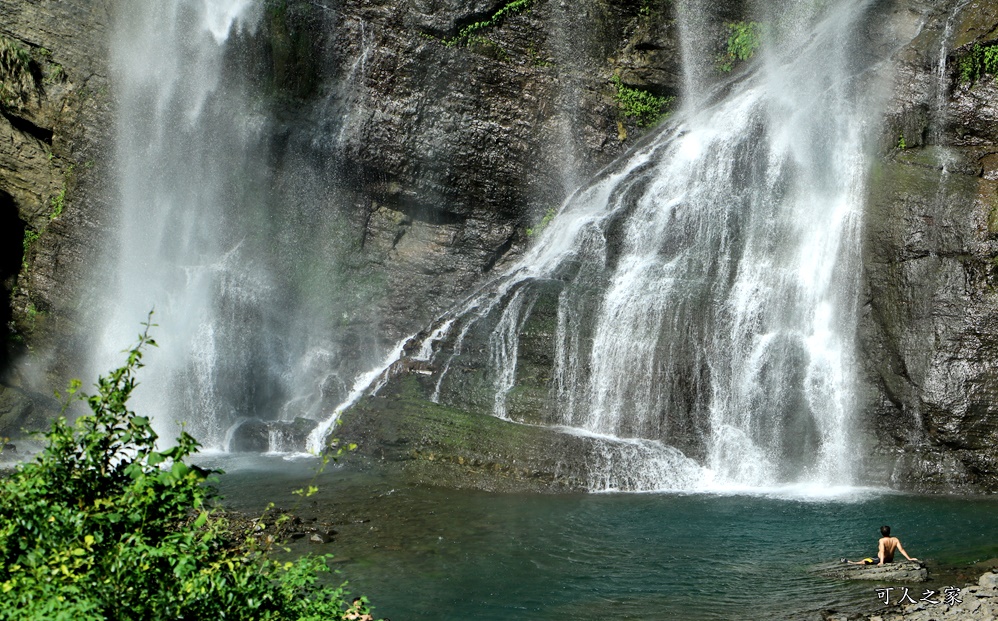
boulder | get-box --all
[226,417,319,453]
[819,560,929,583]
[227,419,269,453]
[979,571,998,590]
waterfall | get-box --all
[99,0,265,448]
[100,0,383,450]
[98,0,898,487]
[933,0,971,143]
[380,0,896,491]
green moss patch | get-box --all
[335,376,591,492]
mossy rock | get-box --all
[334,376,592,492]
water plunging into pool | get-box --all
[99,0,384,450]
[100,0,268,448]
[101,0,904,493]
[320,0,898,491]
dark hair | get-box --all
[880,525,891,537]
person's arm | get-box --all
[877,538,886,565]
[896,540,918,562]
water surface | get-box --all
[205,455,998,620]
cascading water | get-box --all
[101,0,268,448]
[349,0,899,491]
[99,0,382,451]
[98,0,905,490]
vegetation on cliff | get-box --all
[0,35,32,111]
[958,41,998,85]
[443,0,534,47]
[0,318,379,620]
[717,21,763,72]
[612,75,674,127]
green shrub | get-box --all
[718,21,764,72]
[958,42,998,85]
[612,76,674,128]
[0,315,379,621]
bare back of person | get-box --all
[843,525,918,566]
[879,536,900,563]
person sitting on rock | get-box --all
[842,525,919,566]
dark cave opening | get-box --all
[0,191,26,372]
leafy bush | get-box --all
[718,21,764,73]
[0,316,379,621]
[612,76,674,128]
[958,42,998,85]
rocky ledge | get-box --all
[819,561,929,583]
[813,564,998,621]
[858,571,998,621]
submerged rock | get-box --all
[228,419,269,453]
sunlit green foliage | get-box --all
[718,21,764,72]
[612,75,675,128]
[958,42,998,85]
[0,315,379,621]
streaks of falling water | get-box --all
[103,0,266,447]
[373,0,895,491]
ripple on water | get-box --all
[205,455,998,621]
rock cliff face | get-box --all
[1,0,690,439]
[862,0,998,492]
[246,0,685,344]
[0,0,112,436]
[2,0,998,493]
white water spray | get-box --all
[101,1,270,446]
[382,0,900,491]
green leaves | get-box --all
[442,0,533,47]
[718,21,764,73]
[0,313,378,620]
[959,42,998,85]
[612,75,675,128]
